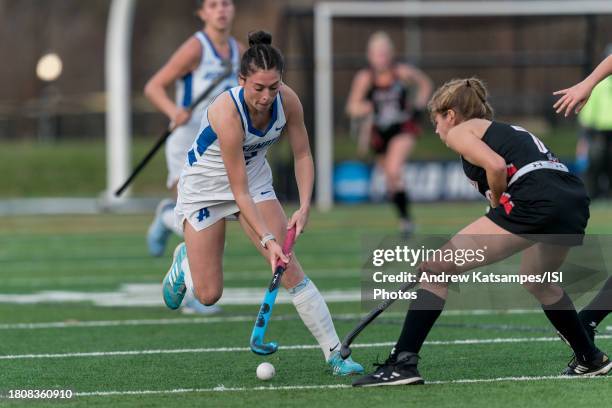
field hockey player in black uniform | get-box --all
[353,77,611,387]
[346,31,432,236]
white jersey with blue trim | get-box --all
[180,86,286,201]
[175,31,240,127]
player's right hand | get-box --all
[553,81,592,117]
[267,239,290,272]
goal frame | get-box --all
[314,0,612,211]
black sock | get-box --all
[578,276,612,329]
[394,289,445,355]
[391,191,410,220]
[542,291,599,361]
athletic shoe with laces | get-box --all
[562,351,612,376]
[147,199,175,257]
[352,351,424,387]
[327,350,364,376]
[162,243,187,310]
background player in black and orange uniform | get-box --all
[354,77,610,388]
[346,31,432,235]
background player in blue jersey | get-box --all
[346,31,432,236]
[161,31,364,376]
[144,0,243,314]
[354,77,610,387]
[144,0,243,257]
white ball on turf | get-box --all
[256,362,275,381]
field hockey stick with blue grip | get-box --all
[250,226,297,355]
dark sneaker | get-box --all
[562,351,612,376]
[352,351,424,387]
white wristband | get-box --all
[260,233,276,249]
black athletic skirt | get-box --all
[370,119,421,154]
[486,170,590,246]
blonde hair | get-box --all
[427,78,494,123]
[367,31,394,53]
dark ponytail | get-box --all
[248,31,272,47]
[240,30,285,77]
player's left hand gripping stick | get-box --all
[250,226,297,355]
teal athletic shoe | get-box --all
[327,350,365,376]
[162,243,187,310]
[147,199,175,257]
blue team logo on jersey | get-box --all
[197,207,210,222]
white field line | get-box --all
[2,335,611,360]
[71,375,611,397]
[0,268,361,285]
[0,286,362,306]
[0,309,545,330]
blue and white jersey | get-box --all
[180,86,286,201]
[175,31,240,127]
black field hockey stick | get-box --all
[340,277,420,360]
[250,227,298,355]
[114,61,233,197]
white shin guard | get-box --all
[290,277,341,361]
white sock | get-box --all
[290,277,341,361]
[162,206,183,237]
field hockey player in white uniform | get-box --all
[162,31,364,375]
[144,0,243,258]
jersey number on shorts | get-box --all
[197,207,210,222]
[511,125,548,154]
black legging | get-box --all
[586,130,612,199]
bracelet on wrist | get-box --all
[260,233,276,249]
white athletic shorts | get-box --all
[165,122,200,189]
[175,181,277,233]
[175,189,277,232]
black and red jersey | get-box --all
[462,121,559,196]
[366,68,412,131]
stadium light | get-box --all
[36,53,63,82]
